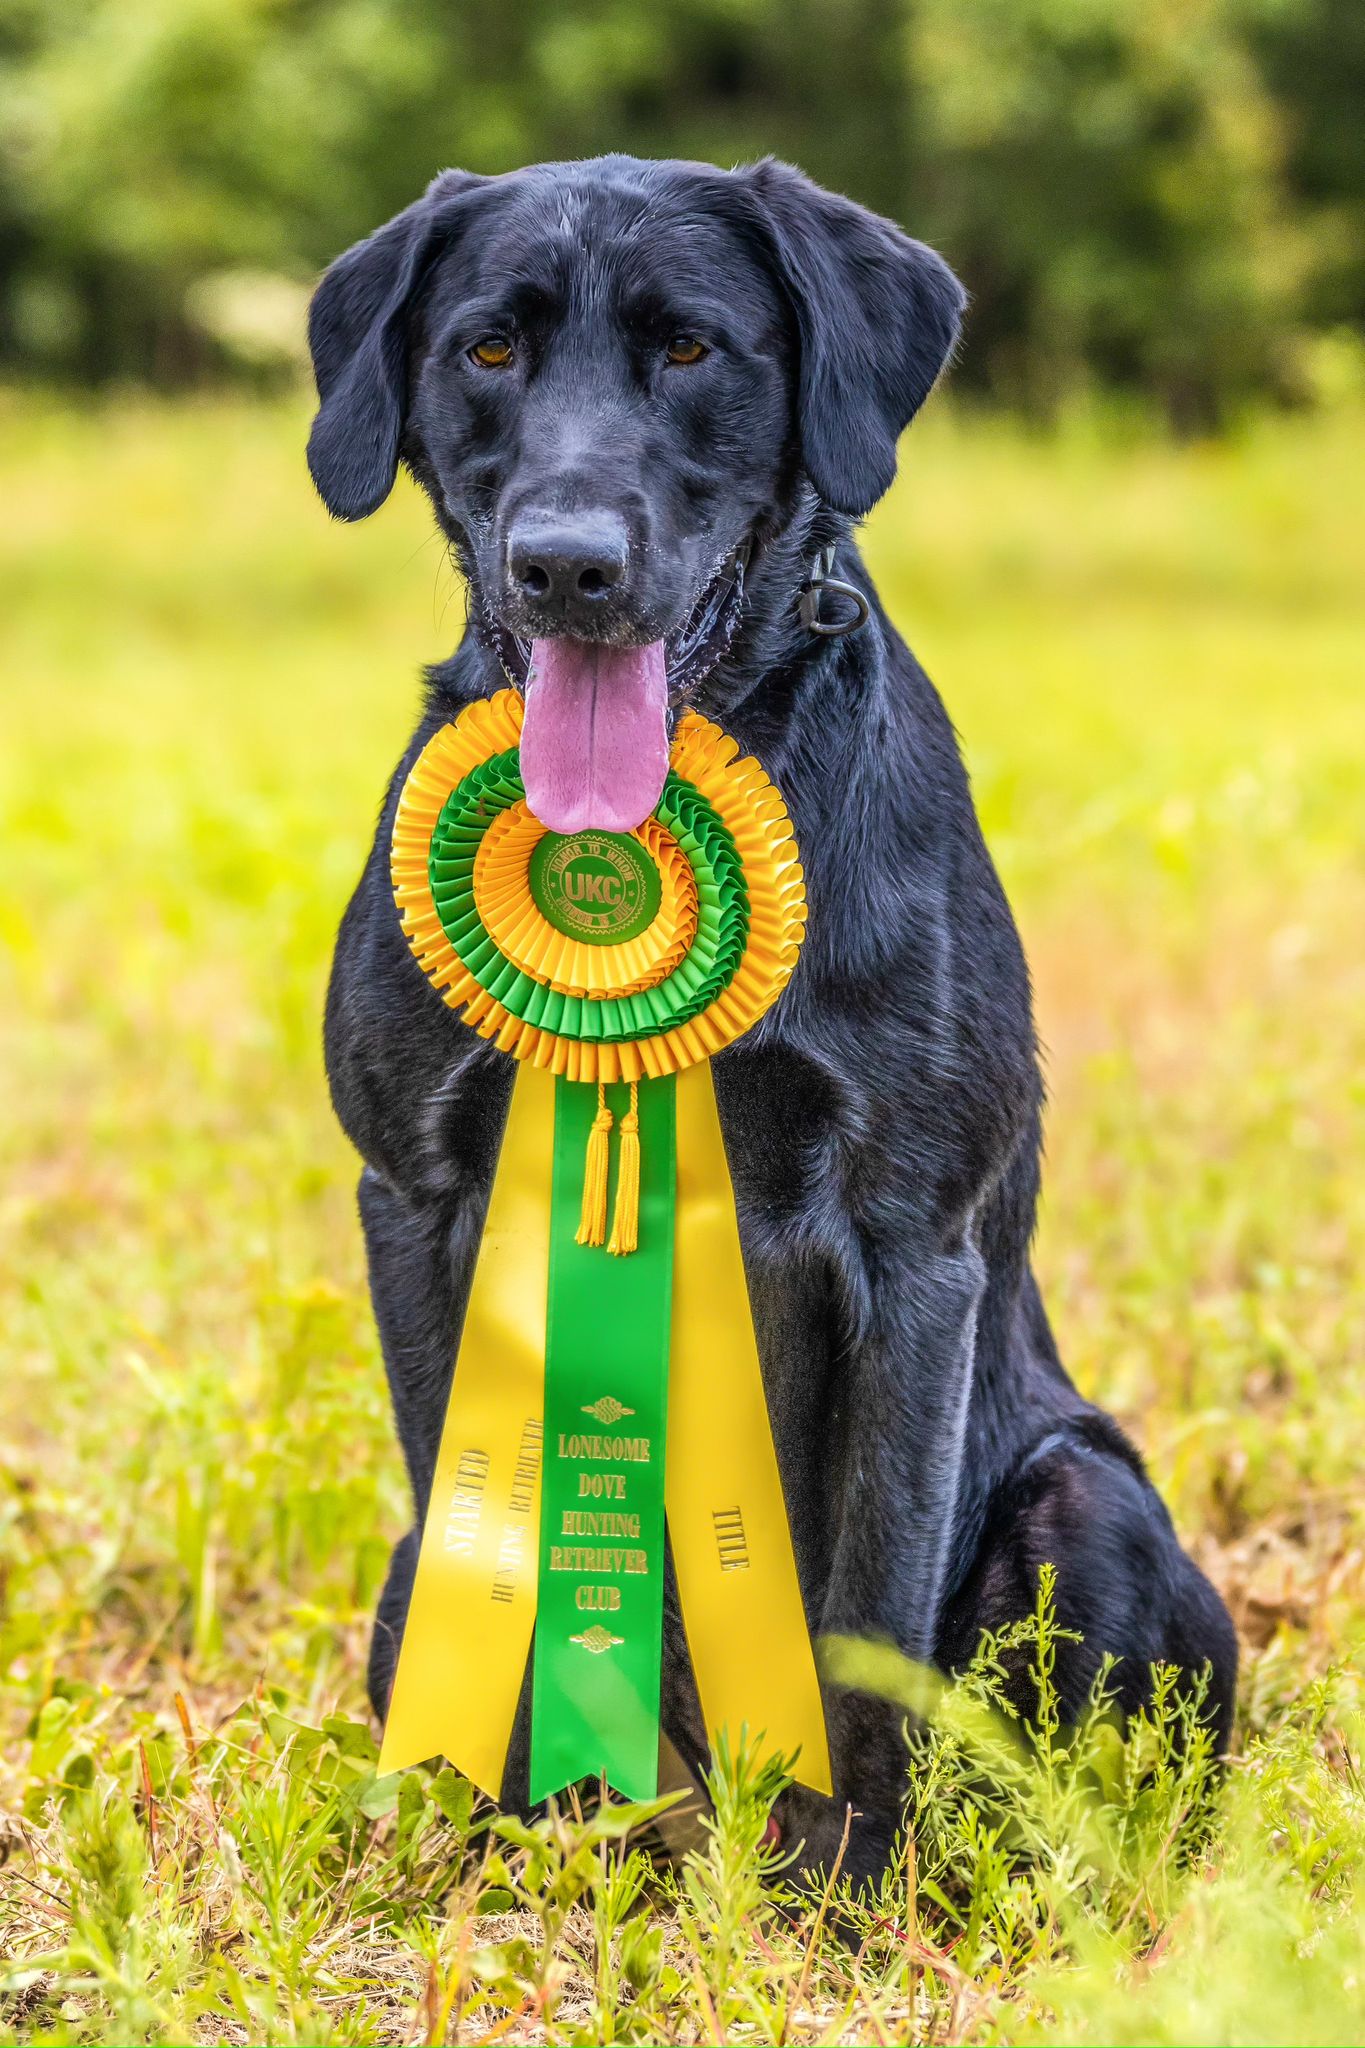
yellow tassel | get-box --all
[608,1080,641,1257]
[576,1082,613,1248]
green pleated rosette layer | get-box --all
[391,690,806,1083]
[426,751,750,1045]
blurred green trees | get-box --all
[1,0,1360,421]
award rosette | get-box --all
[379,689,831,1803]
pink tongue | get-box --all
[520,638,669,833]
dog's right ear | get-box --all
[306,170,481,521]
[738,159,965,521]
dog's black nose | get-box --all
[506,514,629,611]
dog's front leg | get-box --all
[825,1235,988,1660]
[795,1229,989,1881]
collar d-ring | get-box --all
[798,545,870,638]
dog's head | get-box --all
[307,155,963,830]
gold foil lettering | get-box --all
[492,1417,543,1603]
[548,1545,649,1575]
[713,1504,750,1572]
[556,1433,651,1463]
[578,1472,627,1499]
[575,1584,622,1612]
[443,1446,490,1556]
[559,1508,641,1540]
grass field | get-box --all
[1,391,1363,2045]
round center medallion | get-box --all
[528,830,662,944]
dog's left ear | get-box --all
[306,169,483,521]
[740,159,966,520]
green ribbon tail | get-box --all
[529,1073,676,1802]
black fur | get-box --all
[309,154,1236,1883]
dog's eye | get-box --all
[470,336,514,368]
[665,336,708,366]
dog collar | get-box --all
[799,544,870,637]
[381,690,830,1805]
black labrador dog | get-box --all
[309,154,1236,1881]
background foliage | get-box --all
[1,0,1363,421]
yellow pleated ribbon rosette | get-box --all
[390,689,806,1082]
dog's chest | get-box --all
[711,1039,858,1246]
[416,1028,858,1267]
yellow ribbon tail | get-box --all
[667,1063,833,1796]
[607,1079,641,1257]
[378,1059,830,1805]
[377,1063,554,1790]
